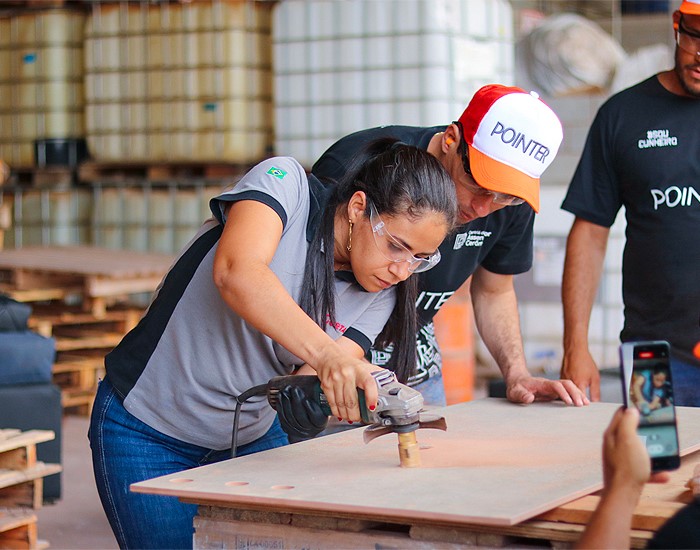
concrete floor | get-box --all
[35,415,118,550]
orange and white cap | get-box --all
[680,0,700,15]
[458,84,563,213]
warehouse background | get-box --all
[0,0,678,396]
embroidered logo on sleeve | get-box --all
[638,129,678,149]
[267,167,288,179]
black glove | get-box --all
[275,385,329,443]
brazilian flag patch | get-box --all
[267,166,287,179]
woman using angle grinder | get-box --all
[89,138,458,549]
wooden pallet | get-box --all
[24,306,140,416]
[0,430,62,511]
[191,505,647,549]
[5,167,76,189]
[0,508,39,550]
[78,160,251,184]
[30,303,142,337]
[0,430,60,549]
[0,284,83,304]
[53,352,106,416]
[0,0,78,8]
[0,246,167,414]
[20,302,143,415]
[53,346,116,415]
[0,245,173,317]
[191,469,695,550]
[47,310,140,415]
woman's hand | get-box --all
[313,344,379,422]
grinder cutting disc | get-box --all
[362,412,447,443]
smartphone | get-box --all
[619,340,680,472]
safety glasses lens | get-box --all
[369,203,440,273]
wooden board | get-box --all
[538,450,700,531]
[0,507,38,549]
[0,463,63,491]
[0,431,54,456]
[0,246,174,315]
[131,400,700,528]
[0,246,174,280]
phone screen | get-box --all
[622,341,680,471]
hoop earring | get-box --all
[347,220,353,252]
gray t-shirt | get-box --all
[106,157,396,449]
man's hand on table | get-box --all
[506,374,590,406]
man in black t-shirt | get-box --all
[560,0,700,405]
[314,84,588,408]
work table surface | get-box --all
[132,399,700,528]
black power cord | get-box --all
[230,382,269,459]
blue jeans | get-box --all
[671,357,700,407]
[412,372,447,408]
[89,377,289,549]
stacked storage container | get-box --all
[3,187,92,248]
[84,1,273,163]
[0,8,86,167]
[273,0,514,168]
[91,183,223,253]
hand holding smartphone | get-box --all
[619,340,680,472]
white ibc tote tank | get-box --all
[0,9,86,167]
[273,0,515,168]
[84,1,274,163]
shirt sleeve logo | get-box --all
[267,167,288,179]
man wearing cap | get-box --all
[313,84,588,407]
[560,0,700,405]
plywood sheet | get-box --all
[539,450,700,530]
[132,400,700,527]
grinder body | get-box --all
[266,369,424,427]
[265,369,446,467]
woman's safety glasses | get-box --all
[368,201,441,273]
